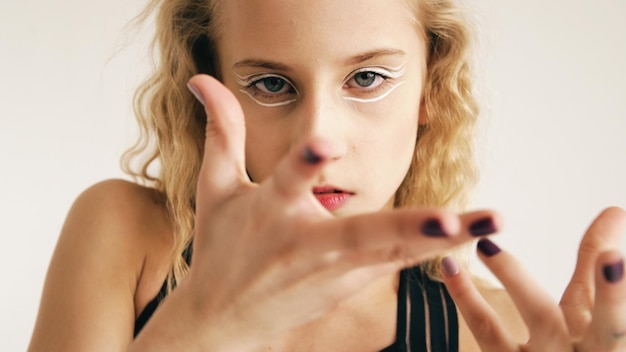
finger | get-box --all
[561,207,626,335]
[292,210,502,283]
[259,209,502,306]
[476,239,570,347]
[578,251,626,351]
[267,208,459,287]
[188,74,249,203]
[266,137,333,202]
[440,256,516,351]
[256,211,503,324]
[304,209,500,256]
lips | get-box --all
[312,186,353,211]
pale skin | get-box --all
[28,0,625,351]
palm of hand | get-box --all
[184,74,499,348]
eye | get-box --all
[342,67,403,103]
[342,65,406,103]
[238,73,298,107]
[254,76,292,94]
[346,70,388,90]
[354,72,377,87]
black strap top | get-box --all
[381,267,459,352]
[134,266,458,351]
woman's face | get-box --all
[216,0,427,216]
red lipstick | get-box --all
[312,186,353,211]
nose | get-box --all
[291,92,349,161]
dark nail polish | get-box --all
[477,238,501,257]
[421,218,448,237]
[469,217,497,236]
[603,260,624,283]
[303,147,322,164]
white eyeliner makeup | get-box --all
[343,61,407,104]
[234,60,408,107]
[237,89,297,107]
[235,73,298,107]
[343,80,406,103]
[358,61,407,80]
[350,67,394,82]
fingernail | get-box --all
[303,146,322,164]
[603,260,624,283]
[187,81,205,106]
[469,217,497,236]
[477,238,501,257]
[421,218,448,237]
[441,256,460,277]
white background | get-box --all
[1,0,625,350]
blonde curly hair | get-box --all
[122,0,479,291]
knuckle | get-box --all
[270,175,295,200]
[275,246,298,267]
[385,245,412,264]
[578,240,603,258]
[339,220,364,251]
[529,309,564,335]
[387,245,404,259]
[394,213,413,238]
[562,277,595,307]
[470,314,498,338]
[391,249,416,269]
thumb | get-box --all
[187,74,248,206]
[560,206,626,335]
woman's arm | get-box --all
[28,179,172,351]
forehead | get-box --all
[216,0,425,67]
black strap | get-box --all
[133,244,192,337]
[381,267,458,352]
[134,279,167,337]
[409,268,458,352]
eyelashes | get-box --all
[235,62,407,107]
[342,63,407,104]
[236,73,298,107]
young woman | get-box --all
[28,0,626,351]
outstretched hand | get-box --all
[442,207,626,351]
[180,74,500,349]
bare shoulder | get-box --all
[64,178,175,304]
[74,179,168,225]
[28,179,173,351]
[60,179,173,269]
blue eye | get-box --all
[254,77,292,94]
[354,72,377,87]
[239,73,298,106]
[346,70,387,90]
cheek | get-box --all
[358,87,420,146]
[361,94,419,184]
[376,118,417,171]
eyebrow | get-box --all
[344,48,406,66]
[233,59,291,71]
[233,48,406,71]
